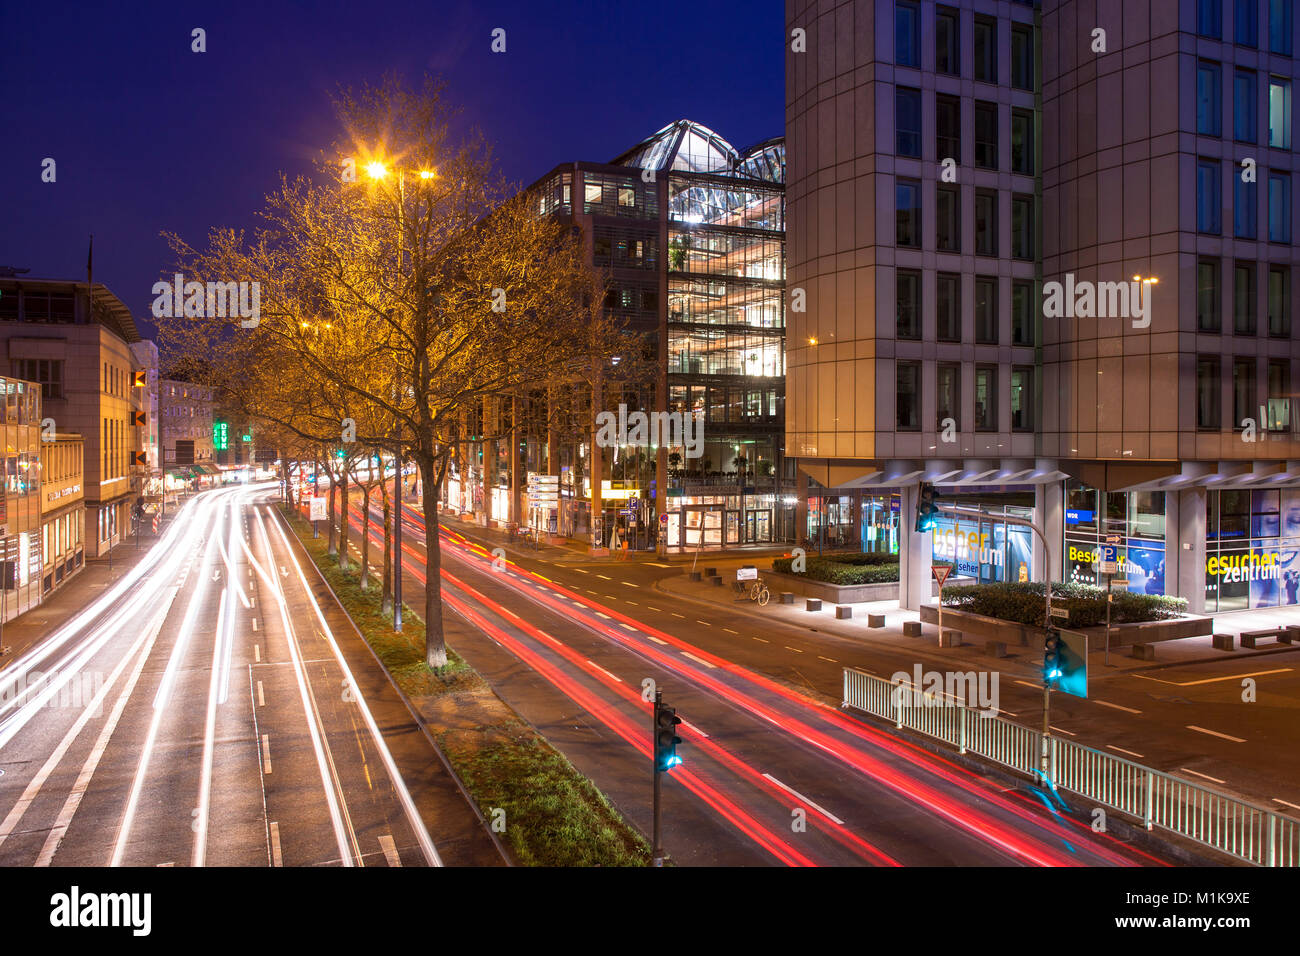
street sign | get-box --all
[1101,544,1119,575]
[1050,606,1071,620]
[659,513,668,524]
[309,496,328,521]
[931,565,952,588]
[1055,629,1089,698]
[1105,534,1122,545]
[736,566,758,581]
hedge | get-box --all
[940,581,1187,627]
[772,555,900,584]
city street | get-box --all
[0,485,500,867]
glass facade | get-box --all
[0,378,43,622]
[1206,488,1300,610]
[1063,480,1167,595]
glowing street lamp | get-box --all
[365,161,389,180]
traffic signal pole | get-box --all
[652,690,664,867]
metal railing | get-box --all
[843,667,1300,866]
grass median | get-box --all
[280,504,652,867]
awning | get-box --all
[197,462,222,476]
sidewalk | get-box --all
[655,561,1300,684]
[0,515,174,664]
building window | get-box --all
[1011,109,1035,174]
[896,270,921,339]
[10,359,64,399]
[1269,77,1292,148]
[896,1,921,67]
[1010,24,1034,90]
[896,179,921,247]
[936,184,960,252]
[974,101,998,169]
[936,7,959,75]
[937,273,961,341]
[1269,172,1292,242]
[1233,358,1257,428]
[1197,60,1222,136]
[935,94,960,163]
[896,361,921,430]
[584,182,602,205]
[1269,265,1292,336]
[1237,0,1259,45]
[1198,357,1222,429]
[1235,69,1258,141]
[617,186,635,207]
[1267,360,1291,429]
[1199,259,1221,332]
[1011,367,1033,430]
[1270,0,1293,55]
[974,366,997,430]
[1012,280,1035,345]
[975,189,998,256]
[1197,159,1221,234]
[1011,195,1034,259]
[1235,174,1258,237]
[896,87,922,157]
[973,16,997,83]
[1235,262,1258,335]
[975,278,998,344]
[1199,0,1223,37]
[937,364,960,430]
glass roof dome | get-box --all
[613,120,784,183]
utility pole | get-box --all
[393,444,402,633]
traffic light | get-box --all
[653,699,682,773]
[915,482,939,533]
[1043,629,1063,685]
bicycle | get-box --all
[748,578,771,606]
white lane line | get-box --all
[681,719,709,738]
[595,574,612,580]
[378,834,402,867]
[646,606,663,612]
[572,568,588,574]
[695,620,712,626]
[194,585,231,867]
[269,821,283,867]
[681,652,718,669]
[257,680,266,707]
[618,622,637,631]
[261,734,273,773]
[818,655,838,663]
[671,612,685,619]
[1134,667,1293,686]
[625,600,639,606]
[644,635,669,646]
[621,581,639,588]
[254,644,261,663]
[647,563,671,568]
[586,660,624,683]
[1049,725,1076,736]
[1106,744,1145,758]
[753,637,770,643]
[785,646,804,654]
[1014,680,1042,690]
[499,607,521,620]
[1271,798,1300,811]
[252,618,258,631]
[595,612,612,620]
[1093,699,1141,714]
[1180,767,1228,785]
[722,627,739,634]
[762,773,844,825]
[1187,725,1247,743]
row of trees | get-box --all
[155,75,640,666]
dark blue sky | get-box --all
[1,1,783,341]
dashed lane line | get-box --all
[1187,725,1246,743]
[1093,700,1141,714]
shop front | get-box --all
[1063,480,1168,596]
[1204,488,1300,611]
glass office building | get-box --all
[0,376,44,623]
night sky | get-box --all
[1,1,784,342]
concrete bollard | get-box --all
[1130,643,1156,661]
[902,621,922,637]
[939,629,961,648]
[1211,633,1235,651]
[835,606,852,619]
[780,592,796,605]
[805,598,823,612]
[688,571,702,582]
[867,614,885,628]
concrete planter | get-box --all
[765,568,939,603]
[918,605,1213,648]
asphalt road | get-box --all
[0,484,499,867]
[336,494,1171,867]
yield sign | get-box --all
[931,564,952,588]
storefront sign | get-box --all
[1065,509,1094,524]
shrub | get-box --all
[772,555,900,584]
[940,581,1187,627]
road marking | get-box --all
[1049,725,1076,736]
[647,563,672,568]
[646,606,662,612]
[1179,767,1227,785]
[269,822,283,866]
[587,590,599,596]
[261,734,273,773]
[1187,725,1246,743]
[681,720,709,738]
[1134,667,1292,687]
[818,655,838,663]
[785,646,804,653]
[378,834,402,867]
[254,644,261,663]
[618,622,637,631]
[695,620,712,626]
[499,607,521,620]
[604,595,617,601]
[1271,797,1300,811]
[1106,744,1144,758]
[1093,699,1141,714]
[682,652,717,669]
[595,612,612,620]
[753,637,769,643]
[596,574,612,580]
[625,600,639,606]
[586,660,624,683]
[252,618,258,631]
[644,635,668,645]
[257,680,265,706]
[671,612,685,618]
[762,774,844,825]
[572,568,588,574]
[722,627,739,634]
[621,581,639,587]
[1014,680,1042,690]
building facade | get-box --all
[0,374,44,624]
[161,378,217,490]
[40,432,85,596]
[130,340,161,499]
[786,0,1300,611]
[0,275,145,558]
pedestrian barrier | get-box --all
[842,667,1299,866]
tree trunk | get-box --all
[326,461,338,556]
[360,482,371,588]
[338,467,351,569]
[421,455,447,668]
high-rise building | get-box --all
[785,0,1300,612]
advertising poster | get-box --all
[1007,526,1032,584]
[1122,543,1166,596]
